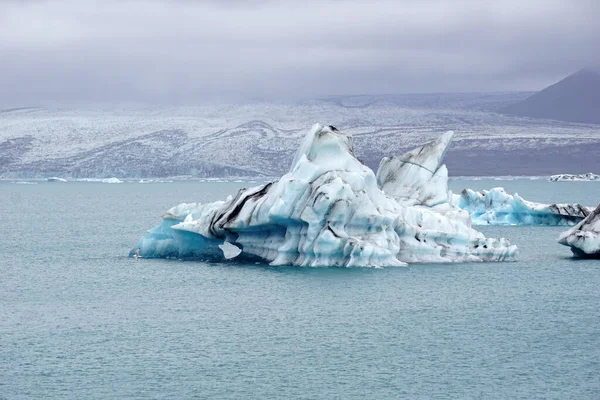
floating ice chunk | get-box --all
[102,177,123,183]
[77,177,123,183]
[132,124,516,267]
[219,242,242,259]
[141,179,174,183]
[451,187,592,226]
[47,177,67,182]
[558,203,600,258]
[549,173,600,182]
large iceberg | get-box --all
[132,124,516,267]
[558,202,600,258]
[451,188,592,226]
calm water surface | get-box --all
[1,179,599,399]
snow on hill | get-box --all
[1,93,600,178]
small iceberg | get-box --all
[46,177,68,182]
[558,202,600,258]
[138,179,174,183]
[76,177,123,184]
[549,173,600,182]
[451,187,592,226]
[131,124,516,267]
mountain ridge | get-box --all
[500,69,600,124]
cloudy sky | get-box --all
[1,0,598,106]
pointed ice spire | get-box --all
[376,131,453,207]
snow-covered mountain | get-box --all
[1,93,600,178]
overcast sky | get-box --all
[1,0,599,106]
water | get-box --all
[1,179,599,399]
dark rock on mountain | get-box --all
[500,69,600,124]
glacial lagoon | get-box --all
[1,178,599,399]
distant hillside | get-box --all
[1,94,600,178]
[500,69,600,124]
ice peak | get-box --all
[290,124,354,169]
[376,131,454,207]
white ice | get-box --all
[132,124,517,267]
[376,131,453,207]
[76,177,123,183]
[558,203,600,258]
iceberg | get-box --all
[451,187,592,226]
[47,177,68,182]
[76,177,123,183]
[375,135,591,227]
[549,173,600,182]
[131,124,516,267]
[558,203,600,258]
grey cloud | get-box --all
[0,0,599,106]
